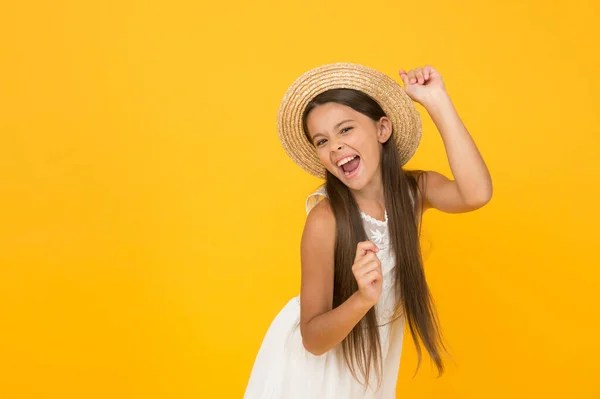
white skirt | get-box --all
[243,295,405,399]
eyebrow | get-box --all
[310,119,354,141]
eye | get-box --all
[341,126,353,134]
[316,139,327,146]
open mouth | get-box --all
[337,155,361,178]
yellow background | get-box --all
[1,0,599,397]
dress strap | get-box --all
[305,185,328,215]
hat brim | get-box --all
[277,62,422,179]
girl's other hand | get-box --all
[352,241,382,307]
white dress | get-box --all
[243,186,406,398]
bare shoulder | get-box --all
[301,198,336,263]
[303,198,336,240]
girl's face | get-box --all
[305,102,392,191]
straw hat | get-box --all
[277,62,422,179]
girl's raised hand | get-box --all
[352,241,383,307]
[399,65,446,107]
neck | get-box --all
[350,168,386,218]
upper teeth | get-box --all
[337,156,357,167]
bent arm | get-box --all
[420,90,493,213]
[298,200,371,356]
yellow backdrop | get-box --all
[1,0,599,397]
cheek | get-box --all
[353,131,373,150]
[353,135,370,153]
[316,148,331,166]
[359,139,381,163]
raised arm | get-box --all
[400,66,493,214]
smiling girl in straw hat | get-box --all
[243,63,492,398]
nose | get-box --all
[330,141,344,151]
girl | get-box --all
[243,63,492,398]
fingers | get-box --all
[415,68,424,84]
[399,69,409,86]
[354,252,380,269]
[424,65,432,80]
[363,251,380,265]
[352,255,382,278]
[399,66,432,85]
[353,242,382,287]
[354,261,382,285]
[356,260,381,276]
[354,241,379,260]
[363,269,382,284]
[352,244,383,299]
[408,70,417,84]
[424,64,437,77]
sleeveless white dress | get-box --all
[243,186,406,398]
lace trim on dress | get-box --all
[360,211,387,227]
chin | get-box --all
[344,179,369,192]
[328,169,369,191]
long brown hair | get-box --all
[302,88,447,388]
